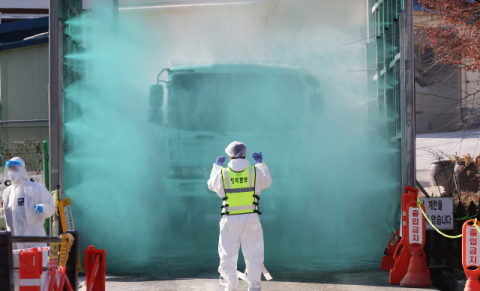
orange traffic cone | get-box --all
[400,248,432,287]
[400,201,432,288]
[464,273,480,291]
[381,228,400,271]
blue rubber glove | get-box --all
[252,152,263,164]
[34,205,43,213]
[216,156,226,166]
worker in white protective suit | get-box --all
[208,141,273,291]
[2,157,55,291]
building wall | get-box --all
[0,0,48,8]
[0,43,49,142]
[415,68,462,133]
[0,0,48,23]
[413,10,480,131]
[460,69,480,127]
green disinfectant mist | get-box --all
[62,1,398,279]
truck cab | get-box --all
[148,63,322,232]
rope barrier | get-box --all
[475,218,480,234]
[417,197,463,239]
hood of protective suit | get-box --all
[227,158,250,172]
[6,157,29,185]
[225,141,248,158]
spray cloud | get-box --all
[62,0,397,278]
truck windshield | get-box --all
[168,73,304,132]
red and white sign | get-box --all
[12,246,50,254]
[465,225,480,267]
[408,207,423,245]
[462,220,480,289]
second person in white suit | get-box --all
[2,157,55,290]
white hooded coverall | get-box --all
[208,158,272,291]
[2,157,55,290]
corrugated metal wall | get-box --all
[0,43,49,142]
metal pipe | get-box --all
[11,236,60,243]
[43,141,50,236]
[49,0,61,198]
[14,267,49,271]
[400,0,416,189]
[404,0,416,188]
[0,231,13,290]
[416,179,431,198]
[0,119,49,124]
[43,141,50,191]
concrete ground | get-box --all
[77,270,439,290]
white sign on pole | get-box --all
[409,207,423,244]
[465,225,480,267]
[64,205,75,230]
[419,198,454,231]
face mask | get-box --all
[8,172,20,182]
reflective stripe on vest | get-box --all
[221,166,258,215]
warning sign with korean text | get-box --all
[48,242,59,268]
[58,235,69,267]
[465,225,480,267]
[419,197,453,231]
[409,206,423,245]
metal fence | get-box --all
[424,200,480,268]
[1,140,45,172]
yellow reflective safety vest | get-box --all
[221,166,261,215]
